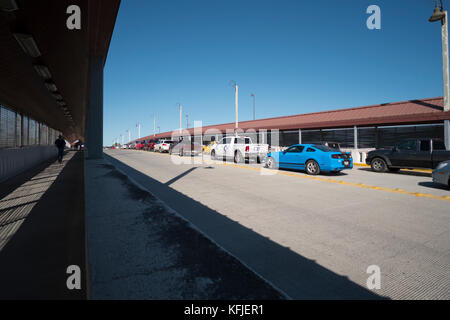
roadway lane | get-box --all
[105,149,450,299]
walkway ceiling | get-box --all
[0,0,120,142]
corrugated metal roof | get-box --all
[132,97,450,142]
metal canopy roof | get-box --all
[133,97,450,143]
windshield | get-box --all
[312,145,335,152]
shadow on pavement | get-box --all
[418,181,449,190]
[0,151,86,299]
[105,153,388,300]
[357,167,431,178]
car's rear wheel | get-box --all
[371,158,387,172]
[306,160,320,175]
[211,150,216,160]
[234,151,243,163]
[265,156,276,169]
[256,157,261,164]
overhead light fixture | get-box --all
[33,65,52,79]
[52,93,63,100]
[0,0,19,12]
[13,33,41,58]
[45,82,58,92]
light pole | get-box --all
[120,134,123,146]
[157,126,160,134]
[178,103,182,134]
[250,93,255,120]
[136,123,141,139]
[429,0,450,149]
[230,81,238,130]
[153,114,156,137]
[126,129,131,143]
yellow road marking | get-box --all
[126,150,449,202]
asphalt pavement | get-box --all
[105,149,450,299]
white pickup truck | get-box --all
[210,136,269,163]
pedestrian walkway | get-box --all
[0,151,86,299]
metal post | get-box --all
[235,84,239,129]
[153,114,156,136]
[251,93,255,120]
[136,123,141,139]
[179,104,182,134]
[443,11,450,149]
[354,125,358,149]
[299,129,302,144]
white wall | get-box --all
[0,146,56,182]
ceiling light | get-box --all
[52,93,63,100]
[45,82,58,92]
[13,33,41,58]
[33,65,52,79]
[0,0,19,11]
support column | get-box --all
[85,56,104,159]
[298,129,302,144]
[353,126,358,149]
[354,125,358,149]
[445,120,450,150]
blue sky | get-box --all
[104,0,444,145]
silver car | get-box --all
[432,160,450,188]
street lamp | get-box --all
[250,93,255,120]
[177,103,182,133]
[229,81,238,130]
[157,126,160,134]
[136,123,141,139]
[429,0,450,149]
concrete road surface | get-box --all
[105,149,450,299]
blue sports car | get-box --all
[264,144,353,175]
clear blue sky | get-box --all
[104,0,444,145]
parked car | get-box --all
[169,140,202,156]
[202,141,217,154]
[142,140,157,151]
[432,160,450,188]
[264,144,353,175]
[154,140,175,153]
[210,136,269,163]
[366,138,450,172]
[134,140,145,150]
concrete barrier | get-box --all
[341,148,375,164]
[0,146,56,182]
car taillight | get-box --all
[163,144,167,146]
[245,146,249,152]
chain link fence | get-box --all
[0,105,60,149]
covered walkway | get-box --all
[0,151,86,299]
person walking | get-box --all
[54,135,65,163]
